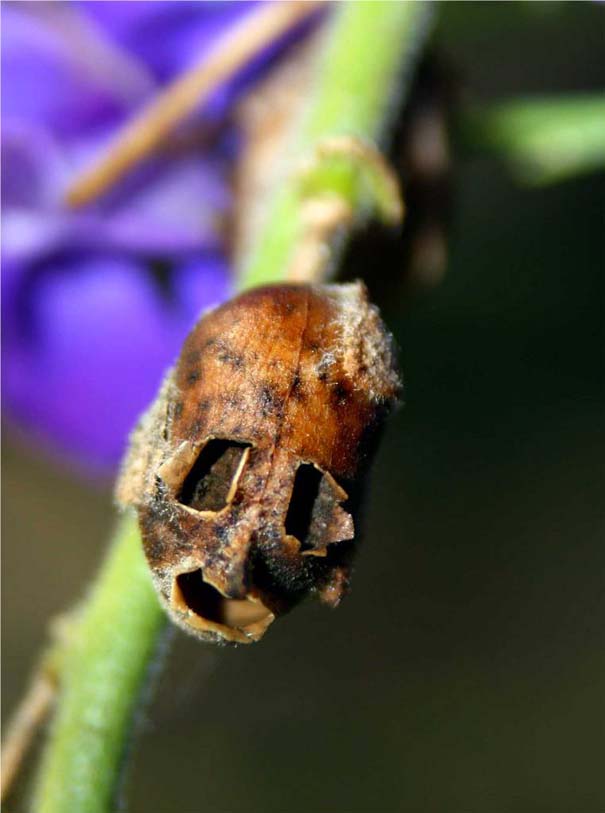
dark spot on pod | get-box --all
[259,384,282,418]
[213,523,230,543]
[331,382,350,407]
[290,373,304,401]
[216,340,245,369]
[188,419,204,438]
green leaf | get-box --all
[469,94,605,185]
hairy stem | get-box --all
[32,515,165,813]
[30,3,431,811]
[239,0,432,288]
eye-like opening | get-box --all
[177,439,251,512]
[284,463,323,551]
[173,570,274,643]
[284,463,354,554]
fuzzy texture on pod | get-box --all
[117,281,401,643]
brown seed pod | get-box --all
[117,282,401,644]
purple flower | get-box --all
[1,2,314,475]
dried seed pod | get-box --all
[117,282,401,644]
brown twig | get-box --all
[1,662,58,801]
[65,0,324,208]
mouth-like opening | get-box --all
[172,569,274,643]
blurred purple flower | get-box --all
[1,1,310,474]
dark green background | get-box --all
[3,4,604,811]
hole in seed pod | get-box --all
[177,439,251,512]
[174,570,273,636]
[285,463,323,551]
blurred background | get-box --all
[3,3,604,811]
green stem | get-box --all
[32,515,165,813]
[239,0,433,288]
[31,4,431,811]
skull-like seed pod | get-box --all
[117,282,401,643]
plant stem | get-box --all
[239,0,432,289]
[32,515,165,813]
[31,4,431,811]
